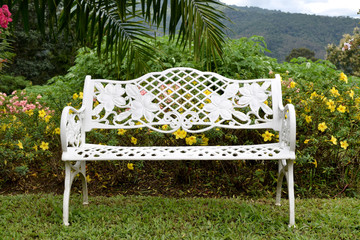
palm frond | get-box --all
[4,0,229,75]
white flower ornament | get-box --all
[94,83,126,112]
[237,82,273,115]
[204,83,249,122]
[116,84,159,122]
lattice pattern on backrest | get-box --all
[83,68,279,133]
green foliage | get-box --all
[3,0,229,77]
[326,27,360,76]
[0,2,78,85]
[0,75,31,94]
[216,36,276,79]
[6,30,77,85]
[285,48,317,62]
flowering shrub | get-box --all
[2,36,359,197]
[0,5,12,29]
[0,4,13,72]
[271,58,360,195]
[0,90,61,185]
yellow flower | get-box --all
[330,135,337,145]
[127,163,134,170]
[326,100,336,112]
[340,140,349,150]
[162,125,169,130]
[26,109,34,116]
[79,92,83,99]
[131,137,137,145]
[44,115,52,123]
[304,139,311,144]
[305,115,312,123]
[337,105,346,113]
[204,89,212,95]
[339,72,348,83]
[349,90,354,99]
[33,145,38,151]
[201,137,209,146]
[54,128,61,135]
[40,141,49,150]
[310,91,318,99]
[86,175,92,183]
[173,129,187,139]
[185,136,197,145]
[38,109,47,118]
[17,141,24,149]
[73,93,79,100]
[262,131,274,142]
[117,129,126,135]
[330,87,340,97]
[312,159,318,168]
[290,81,296,88]
[318,122,327,132]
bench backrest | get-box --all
[81,68,283,133]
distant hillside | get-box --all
[221,5,359,61]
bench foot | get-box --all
[63,161,88,226]
[275,159,295,227]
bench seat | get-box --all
[63,143,295,161]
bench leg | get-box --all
[63,161,88,226]
[285,159,295,227]
[275,160,286,206]
[63,162,72,226]
[80,161,89,205]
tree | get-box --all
[1,0,229,77]
[326,27,360,76]
[285,48,317,62]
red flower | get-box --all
[0,5,12,29]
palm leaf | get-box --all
[4,0,229,76]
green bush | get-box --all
[0,75,31,94]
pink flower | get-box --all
[20,100,27,106]
[0,5,12,29]
[37,94,42,99]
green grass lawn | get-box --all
[0,194,359,239]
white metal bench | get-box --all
[60,67,296,226]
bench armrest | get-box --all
[278,103,296,152]
[60,106,86,152]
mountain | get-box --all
[221,5,360,61]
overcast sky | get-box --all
[220,0,360,18]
